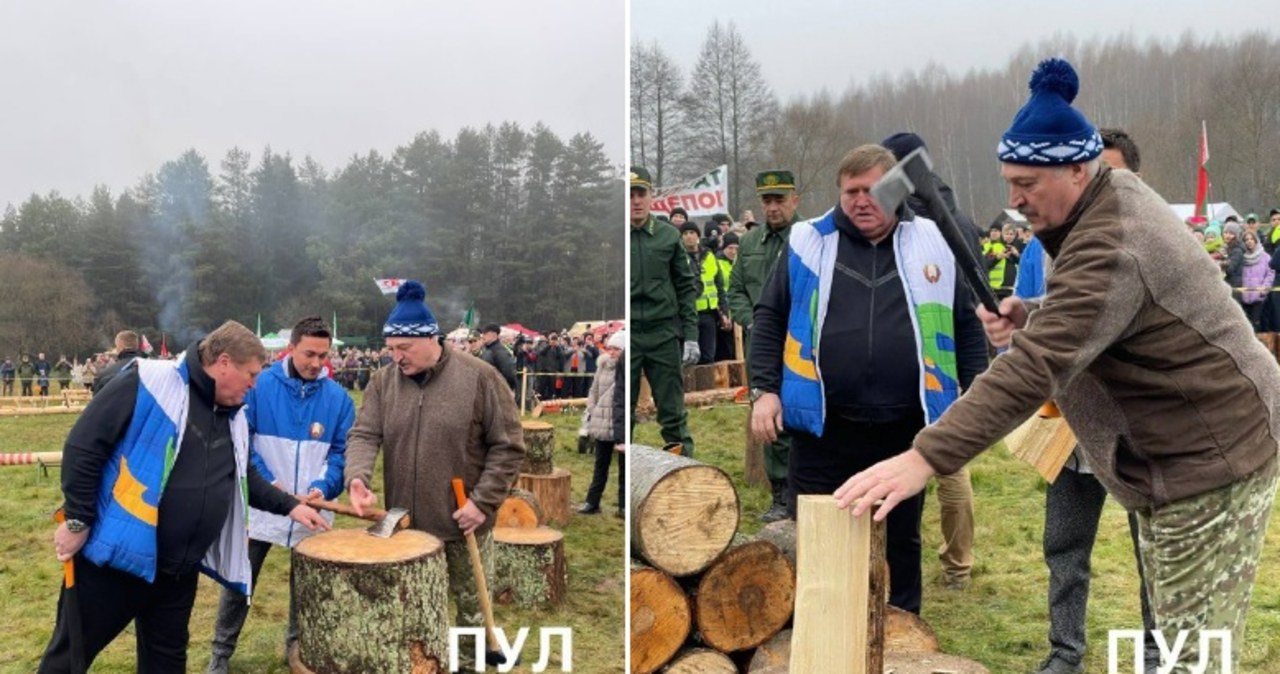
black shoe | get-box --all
[759,502,788,523]
[577,503,601,515]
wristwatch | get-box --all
[749,387,767,403]
[65,518,89,533]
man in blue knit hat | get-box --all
[344,281,525,664]
[836,58,1279,674]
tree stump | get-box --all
[631,446,739,577]
[885,606,941,653]
[521,420,557,475]
[292,529,448,674]
[491,526,567,607]
[631,562,692,674]
[495,488,544,528]
[517,467,571,526]
[748,629,791,672]
[693,540,794,652]
[682,364,719,392]
[662,648,737,673]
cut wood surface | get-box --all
[885,606,940,653]
[748,629,791,672]
[790,495,887,674]
[517,467,572,526]
[631,562,692,674]
[693,540,795,652]
[661,648,737,673]
[491,526,567,607]
[1004,410,1077,483]
[882,651,990,673]
[630,446,739,577]
[521,420,557,475]
[495,488,544,528]
[293,529,448,674]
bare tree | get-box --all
[630,41,687,187]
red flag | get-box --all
[159,334,169,359]
[1194,120,1210,219]
[140,334,153,354]
[374,278,406,295]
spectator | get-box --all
[578,330,626,517]
[1,358,14,396]
[94,331,146,394]
[1241,230,1273,330]
[35,352,51,397]
[17,354,35,396]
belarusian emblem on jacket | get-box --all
[924,264,941,284]
[310,422,324,439]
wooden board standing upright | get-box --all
[292,529,449,674]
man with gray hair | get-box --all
[92,330,145,394]
[837,58,1279,674]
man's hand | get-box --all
[288,503,332,532]
[977,296,1029,349]
[348,478,378,517]
[53,522,89,562]
[750,392,784,444]
[297,487,323,502]
[833,449,936,521]
[682,340,700,366]
[452,499,486,536]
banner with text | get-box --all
[650,165,729,219]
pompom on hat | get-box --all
[998,58,1102,165]
[606,330,627,350]
[383,280,439,337]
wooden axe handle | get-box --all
[306,497,389,523]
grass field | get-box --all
[633,404,1280,673]
[0,392,625,674]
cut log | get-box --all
[631,562,692,674]
[293,529,448,674]
[662,648,737,673]
[755,519,796,572]
[495,488,544,528]
[521,420,557,475]
[748,629,790,672]
[491,526,567,607]
[885,606,940,653]
[883,651,990,673]
[1004,405,1077,483]
[790,495,887,674]
[630,446,740,577]
[517,467,572,526]
[693,540,795,652]
[683,388,741,408]
[682,364,719,392]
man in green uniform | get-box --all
[630,166,699,456]
[728,170,799,522]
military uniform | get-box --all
[630,167,699,456]
[727,170,797,521]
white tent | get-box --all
[260,330,290,350]
[1169,202,1239,223]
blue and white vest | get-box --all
[781,209,962,436]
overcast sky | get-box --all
[632,0,1275,100]
[0,0,624,209]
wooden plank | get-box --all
[790,495,885,674]
[1004,403,1077,483]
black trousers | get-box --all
[584,440,625,509]
[788,413,926,615]
[39,555,200,673]
[696,311,718,364]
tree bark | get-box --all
[661,648,737,673]
[520,420,556,475]
[293,529,449,674]
[754,520,795,572]
[747,629,790,672]
[495,488,543,528]
[631,561,692,674]
[517,467,572,526]
[692,540,794,652]
[630,446,739,577]
[491,526,566,607]
[743,413,769,488]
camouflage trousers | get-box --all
[1134,455,1278,673]
[444,530,495,629]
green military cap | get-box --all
[630,166,653,192]
[756,170,796,196]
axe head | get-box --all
[365,507,410,538]
[870,147,935,215]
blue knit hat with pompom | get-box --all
[998,58,1102,165]
[384,280,439,337]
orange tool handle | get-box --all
[452,477,468,509]
[53,509,75,588]
[1038,401,1062,418]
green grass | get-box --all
[0,394,624,673]
[634,404,1280,673]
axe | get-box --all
[304,497,410,538]
[871,147,1003,316]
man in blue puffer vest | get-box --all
[40,320,330,674]
[207,316,355,673]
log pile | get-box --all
[629,446,988,674]
[515,420,572,525]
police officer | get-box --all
[630,166,699,456]
[679,221,725,364]
[728,170,799,521]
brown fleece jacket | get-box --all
[916,167,1280,509]
[344,345,526,541]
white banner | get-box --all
[375,278,406,295]
[650,165,729,219]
